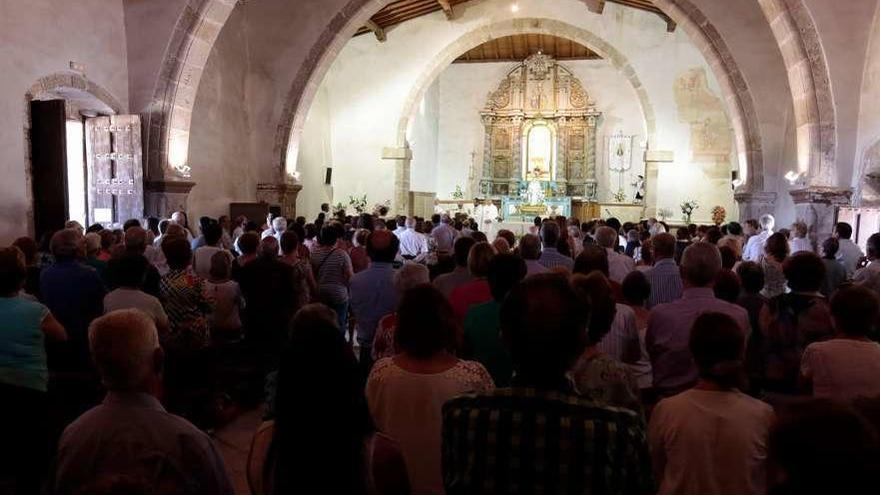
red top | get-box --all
[449,279,492,322]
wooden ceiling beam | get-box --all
[437,0,454,19]
[584,0,606,14]
[606,0,676,32]
[365,20,387,42]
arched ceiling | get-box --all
[355,0,675,40]
[453,34,602,63]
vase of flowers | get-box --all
[452,185,465,210]
[680,199,699,224]
[348,194,368,215]
[711,205,726,226]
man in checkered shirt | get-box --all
[442,274,653,494]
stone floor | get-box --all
[212,407,265,495]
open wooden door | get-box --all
[29,100,69,242]
[85,115,144,225]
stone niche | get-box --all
[479,54,601,200]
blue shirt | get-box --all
[538,247,574,272]
[0,296,49,391]
[645,258,683,309]
[349,262,398,348]
[40,261,105,370]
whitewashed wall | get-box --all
[293,0,737,222]
[0,0,129,243]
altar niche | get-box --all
[479,53,601,201]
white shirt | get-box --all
[103,288,168,330]
[743,230,771,262]
[192,246,233,279]
[789,237,812,254]
[398,229,428,261]
[649,389,773,495]
[366,358,493,495]
[801,339,880,400]
[606,248,635,284]
[393,226,407,237]
[203,279,244,332]
[836,238,864,277]
[597,303,640,363]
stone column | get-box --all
[256,181,303,219]
[790,187,852,245]
[145,180,196,219]
[644,150,674,219]
[585,115,599,201]
[734,190,777,222]
[383,146,413,215]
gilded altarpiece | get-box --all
[480,54,601,200]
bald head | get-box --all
[89,310,161,391]
[681,242,722,287]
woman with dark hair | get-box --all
[649,312,774,495]
[279,231,316,310]
[366,285,493,495]
[758,251,833,396]
[249,304,410,495]
[800,285,880,400]
[570,273,641,413]
[819,236,846,296]
[768,400,880,495]
[621,270,653,393]
[761,232,789,298]
[0,247,66,493]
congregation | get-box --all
[2,206,880,495]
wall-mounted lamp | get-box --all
[510,3,520,13]
[784,170,806,186]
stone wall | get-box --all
[0,0,129,243]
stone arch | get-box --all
[148,0,385,182]
[757,0,837,187]
[156,0,768,193]
[22,72,124,235]
[390,18,656,154]
[653,0,766,192]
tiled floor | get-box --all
[212,407,265,495]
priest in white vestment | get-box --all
[474,199,499,240]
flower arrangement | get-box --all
[611,188,627,203]
[451,185,465,200]
[333,202,346,216]
[711,205,726,226]
[348,194,368,214]
[680,199,699,224]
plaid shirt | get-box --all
[442,385,653,494]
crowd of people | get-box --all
[2,204,880,494]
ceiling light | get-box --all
[511,3,520,13]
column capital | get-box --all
[257,181,303,219]
[733,190,777,204]
[789,187,852,206]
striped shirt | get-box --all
[310,246,352,304]
[538,247,574,272]
[645,258,683,309]
[442,385,653,494]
